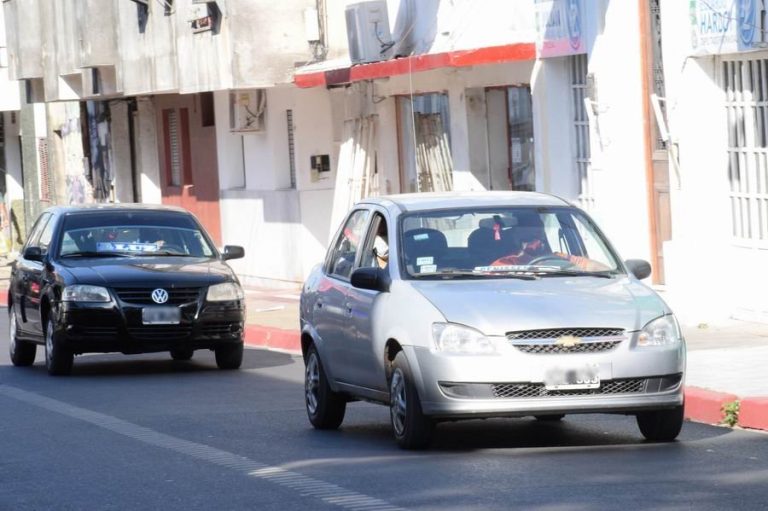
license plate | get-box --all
[142,306,181,325]
[544,365,600,390]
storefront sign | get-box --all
[690,0,761,54]
[535,0,586,58]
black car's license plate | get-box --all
[142,306,181,325]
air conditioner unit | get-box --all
[229,89,266,133]
[345,1,393,64]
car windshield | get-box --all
[58,211,216,258]
[399,206,621,279]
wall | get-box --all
[0,7,21,111]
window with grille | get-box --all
[162,108,191,188]
[722,58,768,245]
[570,54,593,208]
[287,109,296,189]
[38,138,52,203]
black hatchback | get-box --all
[7,204,246,375]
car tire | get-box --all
[304,345,346,430]
[9,304,36,366]
[170,348,194,361]
[215,342,243,370]
[390,351,434,450]
[45,317,73,376]
[534,414,565,421]
[636,405,684,442]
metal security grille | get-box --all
[287,109,296,189]
[167,110,182,187]
[722,58,768,245]
[491,378,647,399]
[570,53,593,209]
[38,138,52,203]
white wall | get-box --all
[136,97,162,204]
[2,111,23,204]
[0,7,21,111]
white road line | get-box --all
[0,385,405,511]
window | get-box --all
[326,210,370,279]
[24,213,51,250]
[397,93,453,192]
[287,109,296,189]
[723,58,768,245]
[484,86,535,191]
[359,213,388,269]
[162,108,191,188]
[570,54,593,208]
[200,92,215,127]
[38,217,56,254]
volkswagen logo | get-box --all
[151,288,169,304]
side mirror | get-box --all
[350,267,390,292]
[23,246,43,262]
[222,245,245,261]
[625,259,652,280]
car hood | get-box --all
[59,257,235,288]
[409,276,668,336]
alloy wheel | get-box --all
[305,352,320,415]
[390,369,407,437]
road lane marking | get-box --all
[0,385,405,511]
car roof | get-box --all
[358,191,571,213]
[43,203,192,216]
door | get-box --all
[158,93,222,244]
[345,211,389,391]
[315,209,370,384]
[15,213,52,337]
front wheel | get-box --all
[215,342,243,370]
[390,351,434,450]
[637,405,684,442]
[45,317,73,376]
[9,304,36,366]
[305,345,346,429]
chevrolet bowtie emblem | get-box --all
[555,335,581,347]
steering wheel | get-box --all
[526,254,570,266]
[159,244,186,255]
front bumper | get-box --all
[406,339,685,418]
[57,299,245,355]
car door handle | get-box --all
[316,300,323,309]
[345,303,353,316]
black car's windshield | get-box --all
[399,206,621,279]
[58,211,216,258]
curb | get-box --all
[684,387,738,425]
[244,324,301,354]
[739,397,768,431]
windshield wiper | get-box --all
[148,251,195,256]
[412,269,539,280]
[60,251,131,258]
[535,269,617,279]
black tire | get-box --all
[215,342,243,370]
[389,351,434,450]
[45,317,73,376]
[8,304,36,366]
[535,414,565,422]
[637,405,684,442]
[304,345,346,430]
[170,348,194,361]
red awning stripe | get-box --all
[294,42,536,89]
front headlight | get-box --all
[432,323,498,355]
[637,315,681,347]
[206,282,244,302]
[62,285,111,303]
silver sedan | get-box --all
[300,192,685,449]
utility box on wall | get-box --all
[345,1,394,64]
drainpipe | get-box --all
[638,0,661,284]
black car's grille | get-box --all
[76,326,119,340]
[200,322,241,336]
[491,378,647,399]
[127,325,193,342]
[507,327,626,354]
[114,287,202,305]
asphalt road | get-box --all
[1,312,767,511]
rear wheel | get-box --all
[45,317,73,376]
[9,304,36,366]
[305,345,346,429]
[637,405,684,442]
[215,342,243,370]
[390,351,434,450]
[170,348,194,361]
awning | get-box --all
[294,42,536,89]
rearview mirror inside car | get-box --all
[625,259,652,280]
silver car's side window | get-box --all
[359,213,389,270]
[327,209,370,280]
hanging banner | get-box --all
[535,0,586,58]
[690,0,761,55]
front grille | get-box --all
[114,287,202,305]
[75,326,119,340]
[507,327,625,354]
[201,322,240,336]
[491,378,647,399]
[127,325,192,342]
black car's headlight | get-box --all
[62,285,112,303]
[206,283,244,302]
